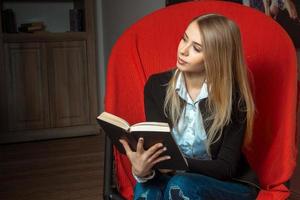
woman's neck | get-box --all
[183,72,206,90]
[183,72,206,102]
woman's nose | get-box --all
[180,44,189,56]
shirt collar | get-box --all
[175,71,208,104]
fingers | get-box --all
[136,137,145,154]
[148,146,167,163]
[119,139,132,155]
[152,155,171,166]
[285,0,298,19]
[144,142,164,158]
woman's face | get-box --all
[176,21,205,74]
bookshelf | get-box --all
[0,0,99,143]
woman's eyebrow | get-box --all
[184,32,202,47]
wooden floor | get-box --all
[0,133,105,200]
[0,131,300,200]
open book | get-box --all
[97,111,188,170]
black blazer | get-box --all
[144,69,260,190]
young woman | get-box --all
[120,13,261,200]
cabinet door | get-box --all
[47,41,89,127]
[4,42,50,131]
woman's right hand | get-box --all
[119,137,171,178]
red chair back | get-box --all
[104,1,298,199]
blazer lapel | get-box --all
[199,98,213,132]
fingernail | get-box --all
[139,137,143,141]
[163,147,167,151]
[159,143,163,147]
[167,156,171,159]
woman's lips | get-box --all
[178,57,188,65]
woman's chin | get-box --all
[176,62,188,70]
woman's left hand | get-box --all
[119,138,171,178]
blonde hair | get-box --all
[164,14,255,155]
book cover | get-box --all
[18,21,46,33]
[97,112,188,170]
[2,9,17,33]
[69,9,84,32]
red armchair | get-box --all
[103,1,298,199]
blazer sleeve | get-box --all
[186,99,247,180]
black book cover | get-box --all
[69,9,84,32]
[97,115,188,170]
[2,9,17,33]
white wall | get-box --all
[95,0,165,112]
[101,0,165,62]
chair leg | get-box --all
[103,135,125,200]
[103,135,113,199]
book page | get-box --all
[97,112,130,130]
[130,122,170,132]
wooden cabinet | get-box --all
[0,0,99,143]
[5,42,50,131]
[47,41,90,128]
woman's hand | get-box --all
[263,0,271,16]
[284,0,298,20]
[119,137,171,178]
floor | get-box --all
[0,131,300,200]
[0,134,105,200]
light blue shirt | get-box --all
[172,72,211,160]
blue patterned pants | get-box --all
[134,172,259,200]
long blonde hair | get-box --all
[164,14,255,155]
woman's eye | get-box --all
[182,37,187,42]
[194,47,201,52]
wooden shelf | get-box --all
[0,0,98,143]
[3,31,87,42]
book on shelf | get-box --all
[2,9,17,33]
[20,21,44,28]
[97,111,188,170]
[69,9,84,32]
[18,21,46,33]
